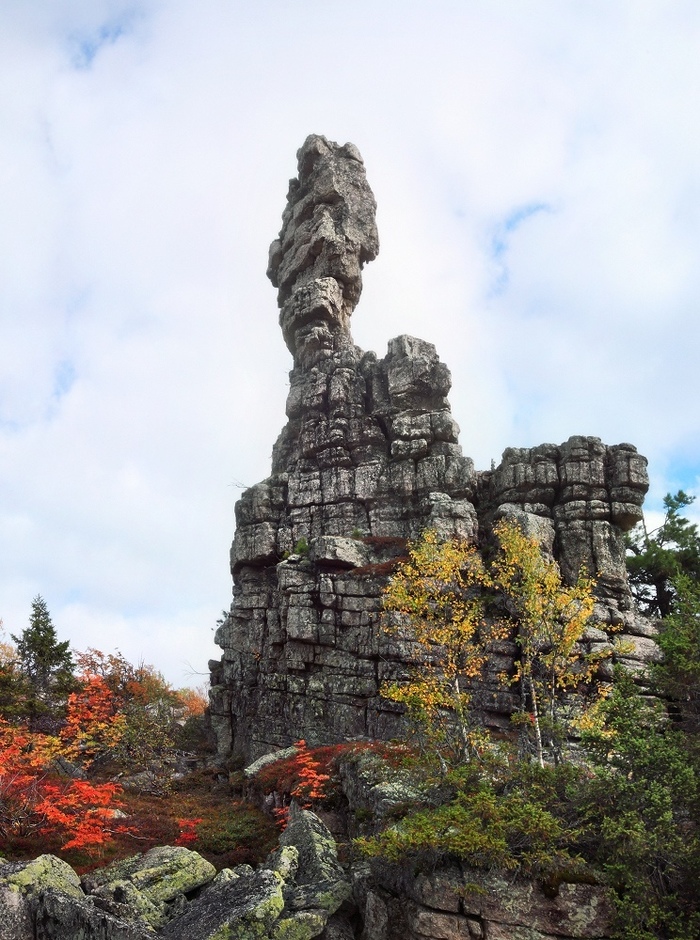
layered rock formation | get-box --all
[209,135,651,762]
[356,863,613,940]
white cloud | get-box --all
[1,1,699,682]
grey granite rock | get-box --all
[268,135,379,368]
[278,804,351,916]
[82,845,216,929]
[209,136,652,763]
[369,863,613,940]
[159,867,285,940]
[0,856,149,940]
[33,889,150,940]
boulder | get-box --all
[0,855,149,940]
[82,845,216,929]
[159,867,285,939]
[33,888,151,940]
[277,804,351,916]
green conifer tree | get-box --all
[626,491,700,617]
[11,595,74,726]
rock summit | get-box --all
[209,135,651,761]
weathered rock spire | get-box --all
[267,135,379,366]
[209,136,652,763]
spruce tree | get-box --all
[11,595,74,725]
[626,491,700,617]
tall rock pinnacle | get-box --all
[267,135,379,366]
[209,136,652,762]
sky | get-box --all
[1,1,699,686]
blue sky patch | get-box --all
[489,202,552,295]
[52,359,76,403]
[70,14,135,69]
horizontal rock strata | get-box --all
[209,135,651,762]
[360,863,613,940]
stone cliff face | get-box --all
[209,135,651,762]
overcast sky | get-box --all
[1,1,699,686]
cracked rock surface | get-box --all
[209,135,652,762]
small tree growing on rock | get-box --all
[382,522,601,767]
[381,529,503,761]
[490,520,599,767]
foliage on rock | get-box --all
[382,521,603,767]
[626,490,700,618]
[652,572,700,734]
[490,519,601,766]
[580,669,700,940]
[381,529,503,760]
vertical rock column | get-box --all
[209,137,478,760]
[209,135,652,763]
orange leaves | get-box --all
[255,740,339,830]
[0,717,131,855]
[176,687,209,718]
[59,673,127,769]
[35,779,133,853]
[68,649,205,769]
[1,646,211,861]
[290,740,332,803]
[272,807,290,831]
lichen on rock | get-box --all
[82,844,216,929]
[0,854,83,900]
[158,867,285,940]
[277,804,350,917]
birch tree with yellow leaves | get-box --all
[381,530,505,761]
[490,520,599,766]
[382,521,603,767]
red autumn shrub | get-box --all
[0,718,132,857]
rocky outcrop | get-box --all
[0,825,614,940]
[81,845,216,929]
[356,863,613,940]
[0,812,350,940]
[0,853,151,940]
[208,134,651,762]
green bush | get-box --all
[580,670,700,939]
[356,760,584,880]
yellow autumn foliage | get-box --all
[382,521,604,766]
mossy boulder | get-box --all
[278,805,351,917]
[0,855,83,940]
[0,855,150,940]
[82,844,216,929]
[265,846,300,883]
[1,854,83,900]
[272,910,327,940]
[159,867,285,939]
